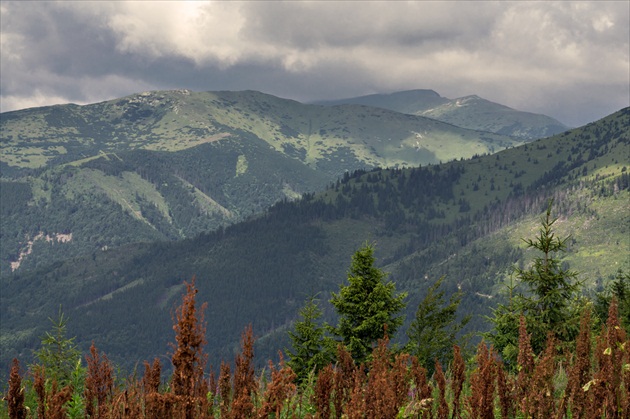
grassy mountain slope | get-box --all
[420,95,569,139]
[1,108,627,375]
[184,90,520,173]
[317,90,569,139]
[1,89,522,176]
[1,90,527,275]
[0,135,330,277]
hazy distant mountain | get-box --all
[316,90,569,139]
[315,89,449,114]
[1,107,626,374]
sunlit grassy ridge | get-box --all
[1,89,524,175]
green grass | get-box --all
[1,89,523,173]
[236,154,248,176]
[176,176,235,219]
[56,168,180,232]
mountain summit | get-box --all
[316,90,569,139]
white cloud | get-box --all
[0,1,627,126]
[112,3,237,62]
[0,71,155,113]
[1,92,73,113]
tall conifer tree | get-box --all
[406,276,470,375]
[287,296,334,383]
[487,200,583,365]
[330,243,407,363]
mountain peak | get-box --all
[312,89,449,115]
[385,89,442,98]
[313,89,567,140]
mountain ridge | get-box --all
[316,89,569,139]
[1,89,525,175]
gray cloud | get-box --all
[1,1,628,127]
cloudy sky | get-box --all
[1,1,628,127]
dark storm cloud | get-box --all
[240,1,498,50]
[1,2,153,107]
[1,1,628,127]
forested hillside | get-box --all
[0,135,328,276]
[1,107,627,376]
[1,90,530,277]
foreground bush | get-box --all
[4,285,628,418]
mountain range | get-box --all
[1,89,543,276]
[0,89,626,376]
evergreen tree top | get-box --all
[330,242,407,364]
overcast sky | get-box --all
[1,1,628,127]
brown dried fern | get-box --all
[7,358,27,419]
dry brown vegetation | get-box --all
[4,281,628,418]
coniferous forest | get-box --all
[3,208,630,418]
[2,0,630,413]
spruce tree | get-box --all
[33,307,82,386]
[595,270,630,332]
[329,242,407,363]
[287,296,334,383]
[406,276,470,375]
[487,200,583,365]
